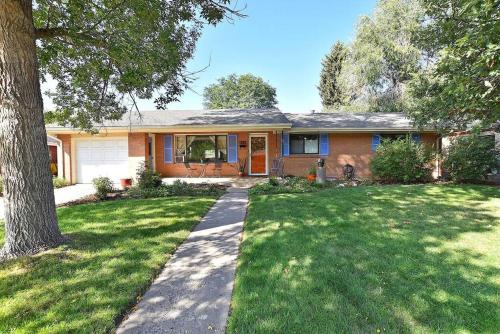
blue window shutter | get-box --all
[411,133,421,144]
[282,133,290,156]
[163,135,173,164]
[371,134,381,152]
[228,134,238,163]
[319,133,329,156]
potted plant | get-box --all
[120,178,132,189]
[307,164,317,182]
[237,157,247,177]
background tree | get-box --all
[203,73,278,109]
[0,0,240,260]
[338,0,424,113]
[318,41,348,110]
[408,0,500,132]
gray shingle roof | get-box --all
[285,112,418,130]
[46,109,291,129]
[46,109,432,131]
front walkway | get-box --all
[0,184,94,218]
[117,187,249,334]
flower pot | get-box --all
[307,174,316,182]
[120,178,132,189]
[238,172,245,177]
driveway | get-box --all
[0,184,95,219]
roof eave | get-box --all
[46,123,293,134]
[287,127,438,133]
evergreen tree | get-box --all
[318,42,348,109]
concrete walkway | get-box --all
[0,184,95,218]
[117,187,249,334]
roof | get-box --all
[46,109,291,131]
[46,109,435,133]
[285,112,418,130]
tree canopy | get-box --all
[408,0,500,131]
[0,0,240,259]
[203,73,278,109]
[336,0,424,113]
[318,41,348,110]
[39,0,242,131]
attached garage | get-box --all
[75,138,129,183]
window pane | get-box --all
[304,135,319,153]
[290,135,304,154]
[187,136,216,162]
[216,135,228,161]
[290,134,318,154]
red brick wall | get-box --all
[283,133,439,179]
[146,131,438,179]
[128,133,148,159]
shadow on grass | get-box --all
[0,196,215,333]
[228,184,499,334]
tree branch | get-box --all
[35,27,67,39]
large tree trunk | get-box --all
[0,0,64,260]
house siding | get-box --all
[283,133,438,179]
[128,133,148,180]
[154,131,281,177]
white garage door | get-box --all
[76,138,129,183]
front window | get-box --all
[290,134,319,154]
[175,135,227,163]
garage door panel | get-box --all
[76,138,129,183]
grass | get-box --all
[0,197,216,334]
[228,184,500,334]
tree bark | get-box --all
[0,0,64,260]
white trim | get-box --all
[249,133,268,176]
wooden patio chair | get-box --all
[214,160,223,178]
[270,157,284,178]
[183,161,195,178]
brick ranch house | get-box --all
[45,109,440,184]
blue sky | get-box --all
[43,0,377,114]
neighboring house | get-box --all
[45,109,439,184]
[47,135,63,178]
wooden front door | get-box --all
[250,135,267,175]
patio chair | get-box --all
[183,161,195,178]
[214,160,223,178]
[270,157,284,178]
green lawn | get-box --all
[0,197,216,334]
[228,185,500,334]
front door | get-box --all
[250,135,267,175]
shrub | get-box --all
[92,177,114,200]
[52,177,70,188]
[268,177,280,186]
[127,180,225,199]
[136,161,162,189]
[443,134,496,182]
[371,136,434,183]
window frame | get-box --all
[174,134,228,163]
[289,133,320,155]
